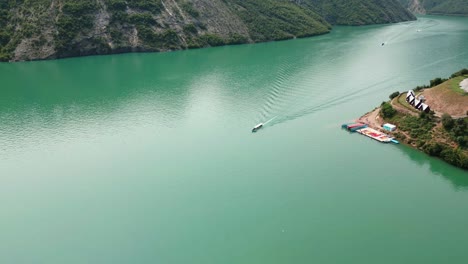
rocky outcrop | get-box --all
[408,0,427,14]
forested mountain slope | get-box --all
[0,0,414,62]
[306,0,416,25]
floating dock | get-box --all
[356,127,393,143]
[342,123,398,144]
[341,123,368,132]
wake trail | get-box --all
[267,75,403,127]
[268,50,467,127]
[255,40,351,124]
[263,116,277,126]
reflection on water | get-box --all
[397,144,468,190]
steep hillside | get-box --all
[398,0,468,15]
[0,0,414,62]
[305,0,416,25]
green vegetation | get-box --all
[449,69,468,94]
[0,1,13,60]
[129,13,156,25]
[127,0,163,13]
[388,111,467,169]
[231,0,330,42]
[449,76,468,95]
[380,102,397,118]
[442,114,468,147]
[56,0,97,55]
[180,1,200,18]
[389,91,400,100]
[137,26,181,50]
[397,93,419,112]
[382,70,468,170]
[0,0,417,62]
[391,112,435,141]
[305,0,416,25]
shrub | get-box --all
[0,31,11,46]
[62,1,97,16]
[183,24,198,35]
[389,91,400,100]
[456,136,467,148]
[429,77,445,87]
[198,34,225,47]
[380,102,396,118]
[441,114,454,130]
[227,33,248,45]
[424,143,445,157]
[107,0,127,11]
[181,2,200,18]
[127,0,162,13]
[128,13,155,25]
[451,68,468,78]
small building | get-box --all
[404,90,432,113]
[420,104,431,113]
[414,99,423,109]
[383,123,397,132]
[406,93,412,100]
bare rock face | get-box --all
[408,0,427,14]
[191,0,250,38]
[0,0,415,62]
[398,0,468,15]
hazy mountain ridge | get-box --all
[0,0,414,62]
[398,0,468,15]
[305,0,416,25]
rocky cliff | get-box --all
[0,0,415,62]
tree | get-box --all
[424,143,445,157]
[430,77,444,87]
[441,113,454,130]
[380,102,396,118]
[389,91,400,100]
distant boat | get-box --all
[252,123,263,132]
[381,42,385,46]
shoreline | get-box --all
[354,71,468,170]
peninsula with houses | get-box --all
[346,69,468,170]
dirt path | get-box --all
[391,95,419,117]
[357,107,382,129]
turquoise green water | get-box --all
[0,16,467,263]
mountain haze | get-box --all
[0,0,415,62]
[306,0,416,25]
[398,0,468,15]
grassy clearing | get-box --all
[397,93,419,113]
[379,70,468,169]
[450,75,468,95]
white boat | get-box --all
[252,123,263,132]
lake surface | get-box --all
[1,15,467,263]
